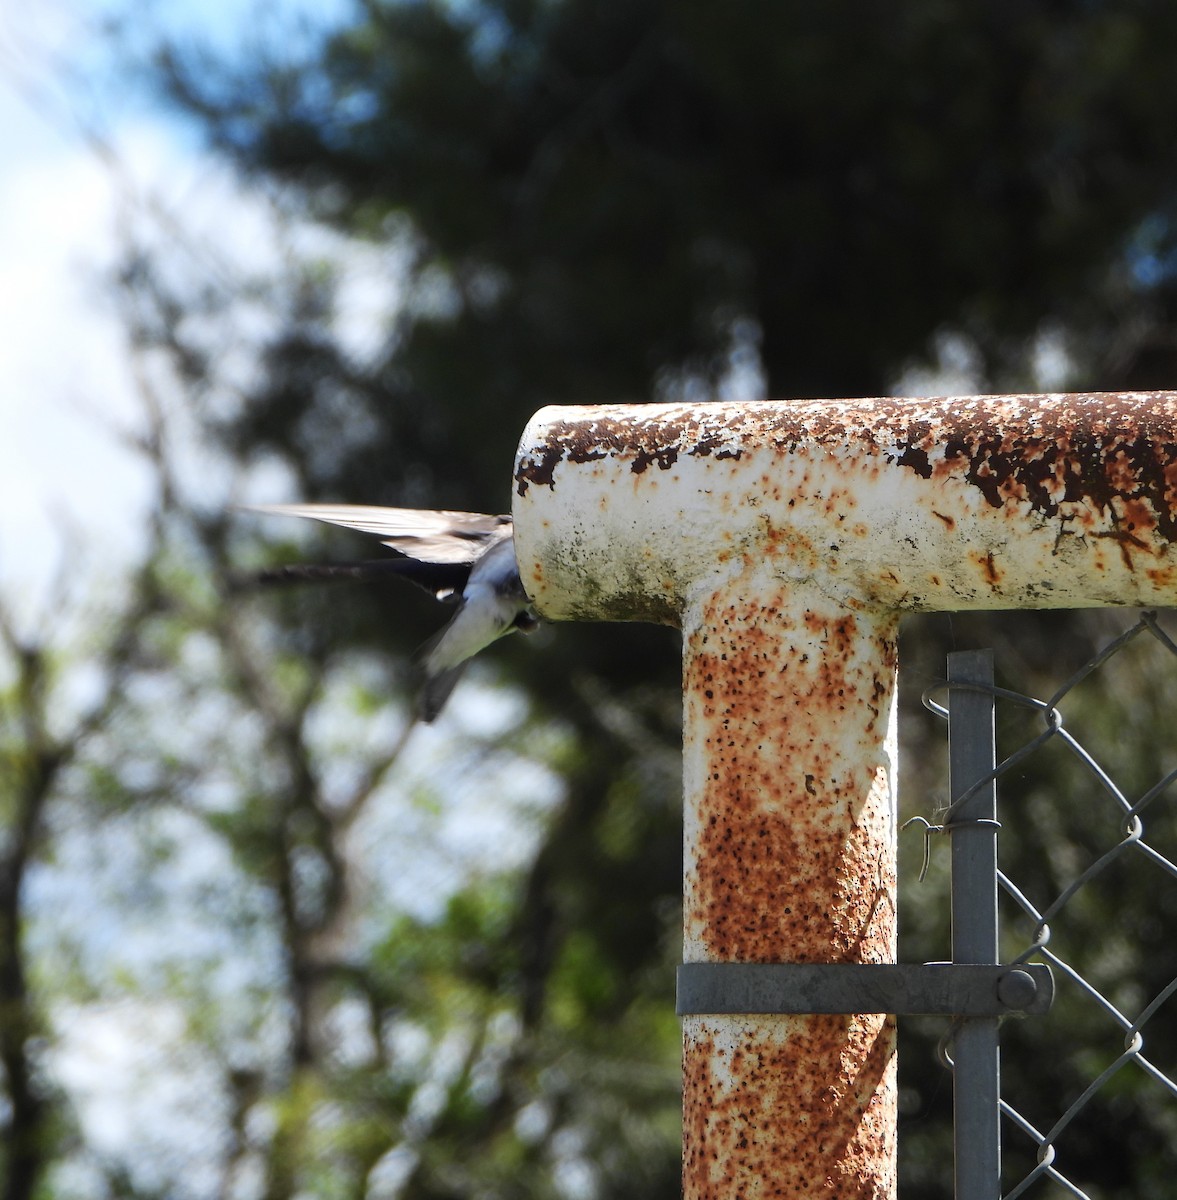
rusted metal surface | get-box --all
[514,392,1177,622]
[510,392,1177,1200]
[680,587,898,1197]
[681,593,896,966]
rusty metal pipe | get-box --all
[511,392,1177,1199]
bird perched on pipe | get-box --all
[248,504,538,722]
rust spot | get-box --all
[893,437,932,479]
[932,510,956,530]
[632,444,680,473]
[968,549,1003,587]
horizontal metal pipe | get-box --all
[514,392,1177,622]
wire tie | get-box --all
[901,815,942,882]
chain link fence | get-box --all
[912,612,1177,1199]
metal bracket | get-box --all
[676,962,1054,1017]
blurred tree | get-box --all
[0,419,185,1198]
[154,0,1177,438]
[6,1,1177,1197]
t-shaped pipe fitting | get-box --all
[512,392,1177,1199]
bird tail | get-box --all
[250,560,408,585]
[231,558,466,599]
[416,660,469,723]
[413,619,477,723]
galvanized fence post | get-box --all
[511,392,1177,1199]
[947,650,1000,1200]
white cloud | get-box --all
[0,116,158,616]
[49,999,231,1198]
[0,0,412,631]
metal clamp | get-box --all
[676,962,1054,1017]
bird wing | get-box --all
[247,504,512,564]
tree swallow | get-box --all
[249,504,538,722]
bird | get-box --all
[247,504,538,722]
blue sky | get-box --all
[0,0,351,614]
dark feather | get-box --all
[243,558,471,599]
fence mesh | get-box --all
[919,612,1177,1200]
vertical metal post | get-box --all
[679,590,899,1198]
[948,650,1000,1200]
